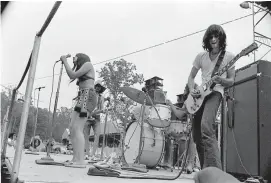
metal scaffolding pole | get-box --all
[11,35,41,183]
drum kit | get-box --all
[120,86,189,168]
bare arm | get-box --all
[166,100,187,119]
[212,66,235,87]
[92,96,105,115]
[95,97,105,114]
[188,66,199,91]
[60,56,92,80]
[221,66,235,87]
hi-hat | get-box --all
[120,87,152,106]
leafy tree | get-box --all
[97,59,144,129]
[1,87,73,146]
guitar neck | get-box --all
[217,53,241,76]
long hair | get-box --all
[8,133,15,139]
[202,24,227,52]
[70,53,91,83]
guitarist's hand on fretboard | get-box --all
[212,75,223,85]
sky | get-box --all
[1,0,271,110]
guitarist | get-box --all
[187,24,235,170]
[84,80,106,160]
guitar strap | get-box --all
[210,50,226,89]
[211,50,226,77]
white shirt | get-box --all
[193,51,235,95]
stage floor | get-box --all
[5,147,195,183]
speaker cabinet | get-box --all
[225,60,271,180]
[147,89,166,104]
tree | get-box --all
[98,59,144,99]
[97,59,144,129]
[1,87,73,146]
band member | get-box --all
[167,85,200,173]
[60,53,97,168]
[7,133,17,148]
[84,80,106,160]
[187,24,235,169]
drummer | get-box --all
[166,84,200,173]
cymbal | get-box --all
[120,87,152,106]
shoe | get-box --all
[193,167,200,172]
[186,165,193,174]
[89,155,100,161]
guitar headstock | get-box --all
[240,42,258,57]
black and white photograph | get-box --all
[1,0,271,183]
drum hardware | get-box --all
[136,95,146,164]
[120,86,153,106]
[120,86,169,168]
[142,87,169,129]
[120,86,169,128]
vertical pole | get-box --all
[11,35,41,183]
[120,105,128,166]
[217,105,221,152]
[136,101,145,164]
[252,2,256,62]
[101,110,108,159]
[33,89,41,139]
[222,95,228,171]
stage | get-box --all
[5,147,195,183]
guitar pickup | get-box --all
[203,84,207,91]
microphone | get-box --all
[56,54,71,63]
[36,86,45,90]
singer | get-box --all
[83,80,106,160]
[60,53,97,168]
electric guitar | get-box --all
[185,43,258,114]
[89,108,113,120]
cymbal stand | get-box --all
[135,97,146,164]
[120,103,129,167]
[100,102,110,160]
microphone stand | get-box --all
[36,62,64,164]
[101,100,110,160]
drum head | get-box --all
[124,122,141,164]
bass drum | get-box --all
[124,122,165,168]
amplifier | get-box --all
[147,89,166,105]
[224,60,271,180]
